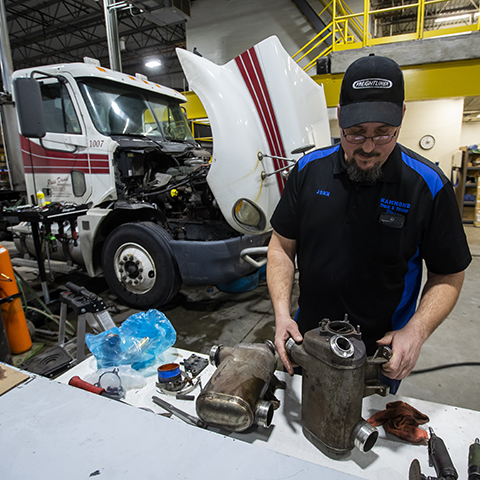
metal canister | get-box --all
[196,341,280,432]
[286,316,389,458]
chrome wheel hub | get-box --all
[113,242,156,294]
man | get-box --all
[267,54,471,393]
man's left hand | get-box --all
[376,325,423,380]
[377,270,465,380]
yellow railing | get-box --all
[190,120,213,143]
[294,0,480,72]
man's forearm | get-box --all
[409,270,465,342]
[267,231,297,320]
[267,230,301,374]
[379,269,465,379]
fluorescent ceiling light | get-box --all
[145,60,161,68]
[435,31,472,38]
[435,12,478,22]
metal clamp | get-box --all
[371,345,393,364]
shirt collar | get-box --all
[334,143,402,183]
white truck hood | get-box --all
[176,35,331,235]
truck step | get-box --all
[11,257,80,274]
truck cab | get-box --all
[11,36,330,309]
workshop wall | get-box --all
[398,98,464,176]
[460,122,480,149]
[329,99,465,177]
[185,0,317,67]
[185,1,473,179]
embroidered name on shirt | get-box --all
[317,190,331,197]
[380,197,411,213]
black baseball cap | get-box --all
[338,54,405,129]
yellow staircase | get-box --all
[294,0,480,73]
[182,1,480,123]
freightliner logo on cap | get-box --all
[353,79,392,89]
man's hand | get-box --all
[274,315,303,376]
[378,270,465,381]
[376,325,423,380]
[267,230,300,375]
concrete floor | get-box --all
[6,225,480,412]
[399,225,480,411]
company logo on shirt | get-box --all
[380,197,411,213]
[316,190,331,197]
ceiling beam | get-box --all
[181,58,480,120]
[314,58,480,108]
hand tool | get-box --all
[152,395,207,429]
[408,458,425,480]
[469,438,480,480]
[70,376,175,418]
[69,375,127,402]
[428,427,458,480]
[410,434,477,480]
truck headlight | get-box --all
[233,199,266,233]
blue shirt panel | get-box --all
[298,145,340,171]
[391,246,423,331]
[401,151,444,198]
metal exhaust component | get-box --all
[255,400,274,428]
[286,316,390,458]
[196,340,284,432]
[352,419,379,453]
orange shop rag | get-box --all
[367,401,430,444]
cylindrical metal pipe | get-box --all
[255,400,274,428]
[13,230,84,265]
[0,0,14,94]
[103,0,122,72]
[352,419,379,453]
[0,0,27,193]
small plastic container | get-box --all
[36,190,45,206]
[157,363,181,383]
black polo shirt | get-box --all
[271,143,472,355]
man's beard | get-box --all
[346,150,383,183]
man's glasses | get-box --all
[342,129,398,145]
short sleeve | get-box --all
[270,164,300,240]
[420,181,472,274]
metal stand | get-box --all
[58,282,115,363]
[3,204,89,304]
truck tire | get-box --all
[102,222,181,309]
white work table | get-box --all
[1,347,478,479]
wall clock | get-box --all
[419,134,435,150]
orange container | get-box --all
[0,245,32,354]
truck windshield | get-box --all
[77,77,194,142]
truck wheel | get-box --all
[102,222,181,309]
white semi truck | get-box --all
[9,36,330,309]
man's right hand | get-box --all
[267,229,300,375]
[274,316,303,375]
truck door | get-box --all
[21,76,92,204]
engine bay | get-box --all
[111,137,238,241]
